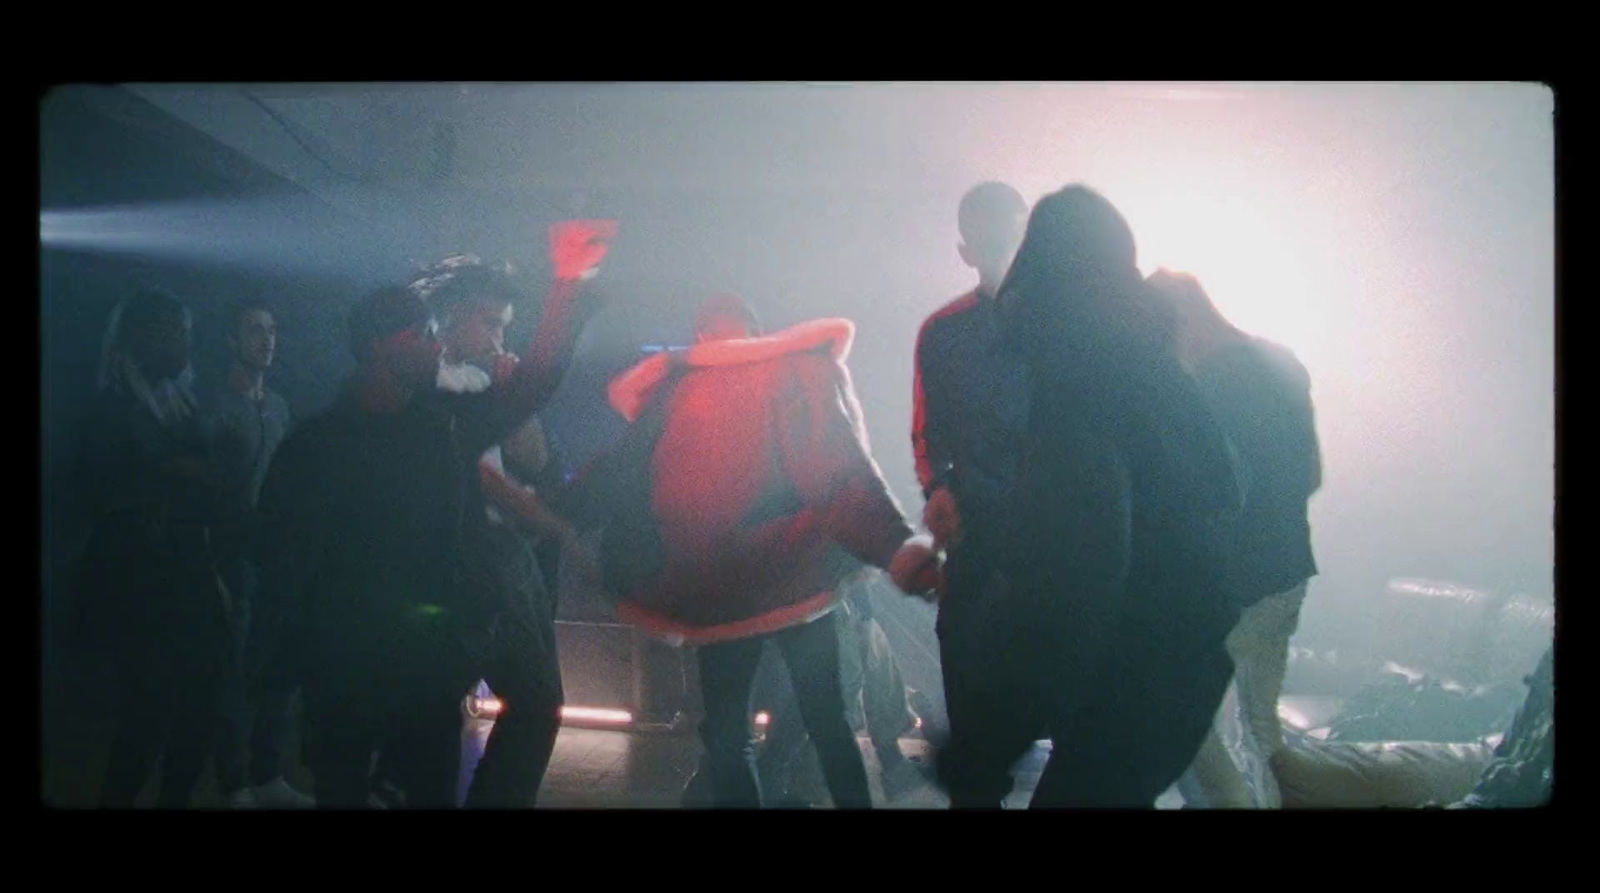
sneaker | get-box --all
[226,787,259,810]
[253,777,316,809]
[367,779,407,810]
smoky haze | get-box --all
[41,82,1556,678]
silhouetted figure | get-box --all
[423,258,575,808]
[570,295,930,808]
[908,182,1036,806]
[78,288,232,808]
[255,228,608,808]
[1153,272,1323,807]
[199,301,313,809]
[938,185,1244,807]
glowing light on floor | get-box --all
[561,706,634,725]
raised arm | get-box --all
[456,221,615,456]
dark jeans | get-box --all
[934,546,1036,808]
[99,624,231,808]
[696,611,871,809]
[218,559,299,790]
[756,590,915,798]
[300,643,478,810]
[463,598,565,809]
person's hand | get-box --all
[889,536,944,603]
[922,487,963,549]
[550,219,618,281]
[491,352,519,384]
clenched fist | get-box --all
[550,219,618,281]
[889,536,944,603]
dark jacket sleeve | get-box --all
[1198,342,1321,505]
[1152,350,1245,523]
[778,352,914,570]
[1271,348,1323,498]
[911,319,950,496]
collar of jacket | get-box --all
[607,317,855,422]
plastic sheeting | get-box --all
[1202,576,1551,809]
[1454,647,1554,808]
[1373,578,1553,688]
[1193,681,1282,808]
[1273,739,1497,809]
[1326,668,1524,744]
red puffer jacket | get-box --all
[606,318,913,645]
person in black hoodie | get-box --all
[254,224,610,808]
[77,288,233,808]
[914,185,1243,808]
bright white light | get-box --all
[754,711,770,726]
[1386,577,1488,603]
[560,706,634,725]
[1112,185,1327,369]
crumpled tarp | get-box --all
[1266,661,1517,808]
[1273,739,1497,808]
[1325,667,1524,744]
[1270,648,1553,809]
[1453,646,1554,808]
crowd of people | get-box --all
[62,183,1325,809]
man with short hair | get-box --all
[422,259,576,808]
[256,224,611,807]
[908,182,1032,806]
[200,302,312,808]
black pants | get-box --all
[934,546,1039,808]
[1031,641,1233,807]
[937,549,1236,809]
[99,623,231,809]
[218,559,298,791]
[300,649,476,810]
[756,593,915,798]
[696,611,871,809]
[463,599,565,809]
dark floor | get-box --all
[486,723,956,809]
[43,705,1187,809]
[45,642,1332,809]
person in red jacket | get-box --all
[594,294,936,808]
